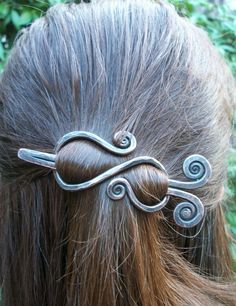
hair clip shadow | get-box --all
[18,130,212,229]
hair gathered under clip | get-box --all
[18,130,212,228]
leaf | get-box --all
[222,21,236,33]
[0,3,9,18]
[11,10,21,29]
[18,11,32,26]
[11,10,33,29]
[3,14,12,27]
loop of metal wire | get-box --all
[17,131,212,228]
[106,154,211,228]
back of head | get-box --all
[0,0,236,305]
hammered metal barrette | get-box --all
[18,130,212,228]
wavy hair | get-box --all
[0,0,236,305]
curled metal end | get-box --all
[112,131,137,150]
[169,154,212,190]
[106,154,211,229]
[173,201,204,228]
[17,131,212,229]
[55,130,136,155]
[107,177,170,213]
[17,130,136,170]
[167,188,205,228]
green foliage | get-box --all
[0,0,82,72]
[1,1,236,73]
[169,0,236,76]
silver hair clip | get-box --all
[18,131,212,228]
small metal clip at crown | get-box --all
[18,130,212,228]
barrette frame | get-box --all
[18,130,212,228]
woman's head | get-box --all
[0,0,235,305]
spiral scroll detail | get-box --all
[168,187,204,228]
[113,131,136,149]
[169,154,212,190]
[107,180,126,200]
[107,178,170,213]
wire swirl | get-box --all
[107,178,170,213]
[169,154,212,190]
[113,131,135,149]
[55,130,137,155]
[167,188,204,228]
[174,202,200,228]
[17,131,212,229]
[107,180,126,200]
[183,154,210,179]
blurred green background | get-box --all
[0,0,235,266]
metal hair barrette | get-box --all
[18,131,212,228]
